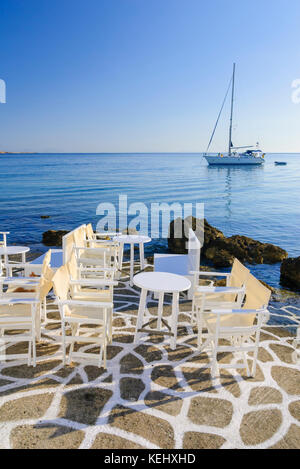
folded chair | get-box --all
[196,273,271,377]
[52,264,113,368]
[0,269,54,366]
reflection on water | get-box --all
[206,164,264,228]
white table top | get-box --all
[133,271,191,293]
[113,234,151,244]
[0,246,30,255]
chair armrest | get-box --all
[58,299,113,308]
[69,278,118,287]
[80,267,116,273]
[190,270,231,277]
[95,232,118,237]
[74,247,111,253]
[3,262,33,268]
[0,277,40,285]
[196,286,244,294]
[208,308,267,316]
[0,297,39,305]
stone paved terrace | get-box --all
[0,265,300,449]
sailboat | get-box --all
[203,64,265,166]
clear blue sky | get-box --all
[1,0,300,152]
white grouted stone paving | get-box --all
[0,267,300,449]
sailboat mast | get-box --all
[228,63,235,155]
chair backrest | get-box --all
[243,273,271,310]
[231,272,271,328]
[229,258,250,288]
[187,228,201,274]
[0,232,9,248]
[86,223,94,240]
[73,225,86,248]
[52,264,70,301]
[41,249,52,276]
[62,225,86,263]
[67,251,78,280]
[38,265,54,301]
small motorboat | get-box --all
[275,161,287,165]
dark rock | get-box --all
[280,257,300,291]
[168,217,223,255]
[168,217,288,268]
[42,230,69,247]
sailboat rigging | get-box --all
[203,63,265,165]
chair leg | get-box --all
[211,344,218,378]
[157,292,164,331]
[102,337,107,370]
[62,319,66,366]
[68,324,78,363]
[36,308,41,342]
[32,339,36,367]
[43,298,47,322]
[98,343,104,369]
[31,306,36,367]
[197,307,204,348]
[108,309,112,344]
[191,298,196,325]
[28,339,32,366]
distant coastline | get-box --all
[0,151,38,154]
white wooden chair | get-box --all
[85,223,118,243]
[52,264,113,368]
[2,250,53,322]
[0,270,54,366]
[195,273,271,377]
[0,232,9,248]
[63,225,120,275]
[0,232,9,275]
[191,258,250,323]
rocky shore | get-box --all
[168,216,288,267]
[41,218,299,292]
[168,216,300,292]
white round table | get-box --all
[133,271,191,349]
[0,246,30,265]
[113,234,151,286]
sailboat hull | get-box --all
[204,154,264,165]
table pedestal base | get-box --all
[134,290,179,349]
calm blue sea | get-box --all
[0,152,299,289]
